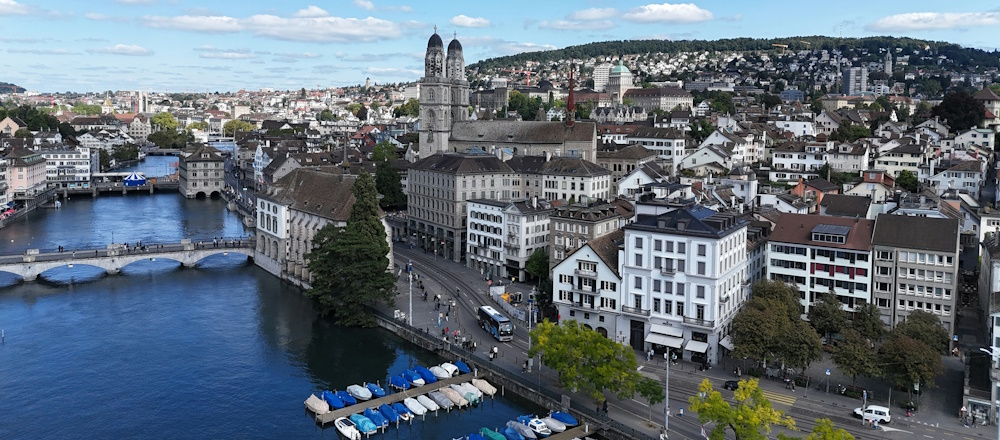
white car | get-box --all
[854,405,891,424]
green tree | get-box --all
[895,310,950,354]
[186,121,210,131]
[777,418,854,440]
[356,106,369,121]
[895,170,918,192]
[525,249,549,283]
[690,119,715,143]
[371,141,396,162]
[828,123,871,142]
[759,94,782,110]
[150,112,179,131]
[374,162,406,210]
[147,129,194,149]
[932,91,986,131]
[306,173,395,326]
[808,292,847,343]
[318,109,338,121]
[223,119,255,136]
[111,143,140,162]
[850,303,885,342]
[393,99,420,118]
[689,378,795,440]
[14,128,32,138]
[346,103,362,115]
[779,320,823,372]
[72,103,102,115]
[732,281,817,371]
[98,149,111,171]
[636,377,665,423]
[832,329,882,388]
[879,333,942,401]
[528,320,642,401]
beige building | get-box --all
[178,144,225,198]
[449,120,599,162]
[550,199,633,268]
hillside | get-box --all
[468,36,1000,71]
[0,82,25,93]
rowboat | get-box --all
[388,374,410,391]
[413,366,438,384]
[365,383,386,398]
[363,407,388,428]
[402,369,424,387]
[454,360,471,374]
[337,390,357,406]
[378,403,400,423]
[430,366,450,379]
[440,362,459,377]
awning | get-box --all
[719,336,734,351]
[645,333,683,348]
[649,323,683,338]
[685,340,709,353]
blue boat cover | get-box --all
[378,403,400,422]
[402,369,422,383]
[336,390,357,406]
[469,434,488,440]
[366,383,386,398]
[454,360,471,374]
[391,402,411,417]
[502,427,524,440]
[550,411,578,426]
[364,407,388,427]
[321,390,344,409]
[413,366,438,383]
[389,375,410,390]
[349,414,378,434]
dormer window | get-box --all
[811,224,849,244]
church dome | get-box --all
[448,38,462,53]
[427,33,443,49]
[610,61,630,75]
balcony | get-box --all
[574,268,597,278]
[621,305,650,316]
[659,267,676,276]
[683,316,715,328]
[571,285,595,294]
[568,301,596,311]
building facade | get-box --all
[418,31,469,154]
[178,145,225,198]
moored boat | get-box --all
[388,374,410,391]
[349,414,378,435]
[334,416,362,440]
[337,390,357,406]
[363,407,388,428]
[428,390,454,410]
[347,384,372,401]
[365,382,386,398]
[378,403,400,423]
[539,417,565,433]
[468,434,488,440]
[440,387,469,407]
[454,360,471,374]
[322,390,345,410]
[459,382,483,399]
[304,394,330,415]
[413,365,438,384]
[472,378,497,397]
[480,427,507,440]
[501,426,524,440]
[517,415,551,438]
[548,411,578,427]
[417,394,441,411]
[450,384,479,406]
[507,420,537,439]
[430,365,450,379]
[402,369,425,386]
[391,402,412,421]
[403,397,427,416]
[440,362,459,377]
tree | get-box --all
[896,170,918,192]
[150,112,178,131]
[732,281,818,372]
[528,320,642,401]
[690,119,715,143]
[779,418,854,440]
[832,329,882,388]
[223,119,254,136]
[894,310,950,354]
[759,94,782,110]
[374,162,406,210]
[393,99,419,118]
[525,249,549,283]
[879,333,942,401]
[828,123,871,142]
[779,320,823,372]
[14,128,32,138]
[636,377,664,423]
[932,91,985,131]
[371,141,396,162]
[318,109,338,121]
[147,129,194,149]
[689,378,795,440]
[306,173,395,326]
[850,303,885,342]
[72,103,102,115]
[808,292,847,343]
[356,106,369,121]
[186,121,210,131]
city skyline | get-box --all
[2,0,1000,93]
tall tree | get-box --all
[150,112,179,131]
[850,303,885,342]
[223,119,255,136]
[776,418,854,440]
[393,99,419,118]
[306,173,395,326]
[779,320,823,372]
[374,162,406,210]
[894,310,950,354]
[371,141,396,162]
[637,377,665,423]
[932,91,985,131]
[808,292,847,343]
[895,170,918,192]
[318,109,338,121]
[879,333,942,401]
[186,121,210,131]
[528,320,642,402]
[831,329,882,387]
[689,378,795,440]
[524,249,549,283]
[356,106,369,121]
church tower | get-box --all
[419,28,454,154]
[447,33,469,130]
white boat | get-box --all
[507,420,537,439]
[440,387,469,408]
[304,394,330,414]
[403,397,428,416]
[334,416,362,440]
[539,417,566,432]
[440,362,459,376]
[472,378,497,397]
[417,394,440,412]
[347,384,373,401]
[525,418,552,437]
[430,366,450,379]
[459,382,483,399]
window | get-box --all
[678,243,686,254]
[634,254,642,267]
[696,305,705,320]
[677,284,685,296]
[697,262,706,275]
[665,241,674,252]
[664,300,673,315]
[654,240,662,251]
[697,285,705,298]
[653,299,661,313]
[676,302,685,317]
[653,279,661,292]
[635,237,643,249]
[698,244,706,256]
[634,277,643,289]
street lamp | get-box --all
[406,260,414,326]
[979,346,1000,440]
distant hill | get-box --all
[0,82,25,93]
[469,36,1000,71]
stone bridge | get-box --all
[0,239,254,282]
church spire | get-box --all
[566,58,576,127]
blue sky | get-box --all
[2,0,1000,93]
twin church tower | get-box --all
[418,28,470,154]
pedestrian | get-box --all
[445,312,449,321]
[646,350,651,362]
[664,351,668,363]
[602,400,608,414]
[445,326,449,335]
[873,419,878,430]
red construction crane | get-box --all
[501,68,538,86]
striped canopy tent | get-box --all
[123,172,146,186]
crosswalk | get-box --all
[761,389,797,406]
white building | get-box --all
[770,141,826,182]
[825,143,869,173]
[467,199,507,280]
[593,62,613,92]
[627,127,688,174]
[39,145,98,189]
[773,120,817,137]
[552,230,625,340]
[623,209,749,364]
[928,161,983,199]
[502,199,553,281]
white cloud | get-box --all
[354,0,375,11]
[623,3,713,23]
[195,46,256,59]
[539,19,614,31]
[364,67,422,77]
[0,0,30,15]
[294,6,329,18]
[867,12,1000,31]
[117,0,156,3]
[89,44,154,56]
[141,13,402,42]
[450,14,490,28]
[8,48,76,55]
[398,5,412,12]
[568,8,617,21]
[462,36,557,56]
[85,12,109,20]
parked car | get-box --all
[724,380,739,391]
[853,405,891,424]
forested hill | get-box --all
[468,36,1000,71]
[0,82,25,93]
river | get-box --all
[0,193,542,439]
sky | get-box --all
[2,0,1000,93]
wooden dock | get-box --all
[548,425,590,439]
[311,373,479,425]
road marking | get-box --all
[631,399,648,407]
[923,435,933,438]
[760,389,796,406]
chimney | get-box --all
[532,196,538,208]
[544,150,551,162]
